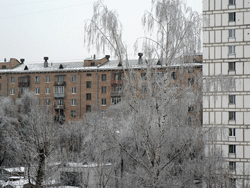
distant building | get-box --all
[0,54,202,123]
[203,0,250,187]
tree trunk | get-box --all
[35,149,45,188]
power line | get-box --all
[0,1,94,20]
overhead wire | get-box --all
[0,1,94,20]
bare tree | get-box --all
[84,0,128,64]
[132,0,201,66]
[2,92,63,187]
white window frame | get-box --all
[229,46,235,55]
[71,110,76,118]
[111,97,121,105]
[45,76,50,83]
[229,145,236,154]
[71,99,76,106]
[35,76,40,83]
[35,88,40,95]
[45,87,50,94]
[71,87,76,94]
[54,86,65,93]
[229,128,236,137]
[101,98,106,106]
[57,99,64,106]
[72,75,76,82]
[102,86,106,94]
[10,77,15,83]
[229,12,236,22]
[229,95,235,104]
[229,0,235,5]
[229,29,235,38]
[229,161,236,171]
[10,88,15,95]
[228,62,235,71]
[102,74,107,81]
[45,99,50,106]
[229,111,236,121]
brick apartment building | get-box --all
[0,54,202,123]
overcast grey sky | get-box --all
[0,0,202,63]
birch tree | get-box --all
[136,0,202,65]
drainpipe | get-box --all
[96,66,99,110]
[78,69,81,119]
[5,73,8,97]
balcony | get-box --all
[53,93,66,98]
[18,76,30,87]
[54,81,66,86]
[54,104,65,111]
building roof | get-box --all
[0,58,202,74]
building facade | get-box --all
[203,0,250,187]
[0,55,202,123]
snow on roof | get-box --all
[0,59,201,73]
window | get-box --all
[171,72,177,79]
[113,73,122,81]
[141,73,147,80]
[2,66,6,69]
[141,85,147,93]
[188,69,194,73]
[71,110,76,118]
[0,76,2,79]
[10,88,15,95]
[86,105,91,112]
[91,62,95,66]
[87,73,92,76]
[229,178,236,187]
[35,88,40,95]
[54,86,64,93]
[19,87,29,95]
[102,74,107,81]
[188,78,195,86]
[10,99,14,106]
[71,99,76,106]
[45,99,50,106]
[0,83,1,90]
[86,81,91,88]
[229,145,236,153]
[71,87,76,94]
[10,111,15,118]
[58,76,64,82]
[35,76,40,83]
[45,76,50,83]
[229,95,235,104]
[10,77,15,83]
[229,111,236,121]
[229,29,235,38]
[86,93,91,100]
[101,98,106,106]
[72,75,76,82]
[188,106,194,112]
[229,46,236,55]
[102,86,106,94]
[229,12,236,22]
[45,87,50,94]
[229,161,236,171]
[229,0,235,5]
[229,128,236,137]
[112,97,121,105]
[57,99,64,106]
[229,62,235,71]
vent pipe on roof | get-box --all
[138,53,143,64]
[20,59,25,64]
[44,57,49,67]
[93,54,96,60]
[4,58,6,62]
[24,65,28,70]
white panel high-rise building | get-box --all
[203,0,250,187]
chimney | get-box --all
[44,57,49,67]
[93,54,96,60]
[4,58,6,62]
[105,55,110,61]
[20,59,25,64]
[138,53,143,64]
